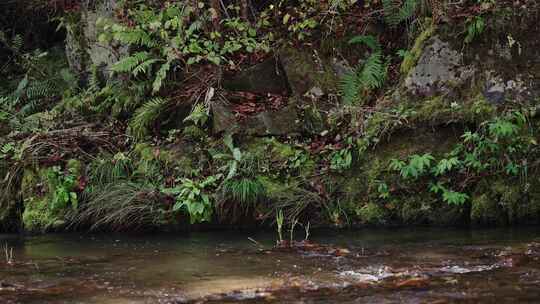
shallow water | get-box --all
[1,227,540,303]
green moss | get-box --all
[399,198,428,224]
[134,143,156,161]
[258,176,288,200]
[465,94,496,122]
[280,47,340,94]
[303,105,326,135]
[412,96,450,123]
[21,168,65,232]
[470,193,503,225]
[67,159,82,175]
[183,126,206,141]
[22,196,64,232]
[356,202,388,225]
[400,21,436,76]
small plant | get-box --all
[289,218,299,243]
[221,178,265,206]
[464,15,485,44]
[432,157,461,176]
[429,182,469,205]
[214,134,244,180]
[304,222,311,241]
[377,181,390,199]
[340,35,387,105]
[389,153,435,179]
[329,147,353,172]
[276,210,284,244]
[129,97,169,139]
[47,166,79,211]
[387,111,532,206]
[382,0,419,27]
[3,243,14,265]
[164,175,220,224]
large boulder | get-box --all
[403,5,540,106]
[404,36,475,98]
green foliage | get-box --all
[382,0,418,27]
[222,177,265,203]
[340,36,387,105]
[429,182,469,205]
[163,175,220,224]
[432,157,460,176]
[213,134,244,180]
[276,209,284,243]
[388,111,534,206]
[329,138,354,172]
[377,181,390,199]
[129,97,169,139]
[106,2,268,94]
[183,103,209,127]
[46,166,79,211]
[72,181,166,231]
[87,153,133,188]
[389,153,435,179]
[464,16,485,44]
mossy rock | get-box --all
[279,47,340,96]
[22,196,65,232]
[21,168,64,232]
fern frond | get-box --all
[129,97,168,139]
[340,52,387,105]
[152,61,171,94]
[11,34,23,52]
[114,28,158,47]
[26,79,58,100]
[88,65,101,93]
[112,52,151,74]
[399,0,418,22]
[18,99,43,117]
[133,58,160,77]
[349,35,381,51]
[383,0,418,26]
[359,52,387,90]
[340,69,361,105]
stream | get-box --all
[1,227,540,303]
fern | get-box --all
[129,97,169,139]
[113,28,158,48]
[464,16,485,44]
[348,35,381,51]
[152,61,171,94]
[112,52,151,74]
[26,79,58,100]
[383,0,418,27]
[133,58,160,77]
[340,36,387,105]
[11,34,23,52]
[358,52,387,90]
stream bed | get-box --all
[1,227,540,303]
